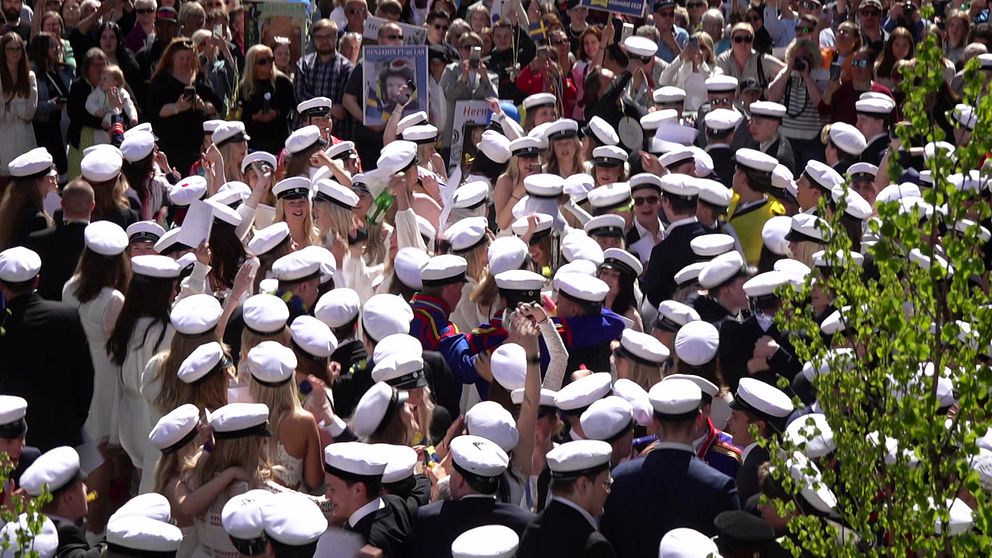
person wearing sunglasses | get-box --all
[857,0,888,55]
[818,46,893,127]
[716,22,785,93]
[238,44,295,154]
[652,0,690,64]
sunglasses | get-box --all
[433,23,449,31]
[851,59,871,67]
[733,34,753,43]
[345,7,365,14]
[552,39,569,46]
[384,34,404,40]
[633,195,659,205]
[255,56,273,65]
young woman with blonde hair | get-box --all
[543,121,587,178]
[138,294,224,493]
[238,43,294,154]
[311,178,359,251]
[494,139,543,231]
[273,176,321,248]
[245,341,323,491]
[179,403,274,557]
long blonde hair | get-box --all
[313,199,356,244]
[458,241,489,283]
[248,374,300,459]
[238,327,292,379]
[218,141,245,183]
[192,434,271,489]
[275,198,321,247]
[88,176,131,221]
[154,331,220,414]
[239,44,285,100]
[153,438,198,494]
[545,136,585,178]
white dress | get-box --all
[116,318,174,468]
[62,278,125,444]
[273,442,304,490]
[0,72,38,176]
[138,352,168,494]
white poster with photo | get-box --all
[448,100,494,174]
[363,16,428,46]
[362,45,428,127]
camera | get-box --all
[905,2,916,13]
[794,58,807,72]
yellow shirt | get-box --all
[727,193,785,265]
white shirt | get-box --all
[348,497,385,528]
[663,216,698,239]
[634,216,664,244]
[551,496,598,529]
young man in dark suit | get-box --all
[323,442,414,558]
[409,435,535,558]
[601,378,740,558]
[517,440,616,558]
[0,247,93,453]
[25,180,94,301]
[644,175,708,307]
[20,446,105,557]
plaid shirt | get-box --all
[294,51,355,139]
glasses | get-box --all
[384,34,403,40]
[345,7,365,14]
[852,59,871,67]
[633,195,659,205]
[433,23,449,31]
[552,39,569,46]
[255,56,273,65]
[711,96,733,106]
[733,34,753,43]
[796,25,814,33]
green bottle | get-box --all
[367,190,395,224]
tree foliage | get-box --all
[0,453,52,558]
[766,16,992,556]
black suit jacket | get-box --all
[53,518,104,558]
[11,446,40,487]
[0,293,93,451]
[861,134,890,167]
[601,447,739,558]
[763,136,797,176]
[410,496,535,558]
[349,495,414,558]
[718,316,802,392]
[737,444,771,507]
[708,144,736,189]
[644,221,708,307]
[25,221,87,301]
[517,499,615,558]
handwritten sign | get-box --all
[448,100,494,174]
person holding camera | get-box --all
[766,38,828,173]
[146,37,221,176]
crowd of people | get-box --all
[0,0,990,553]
